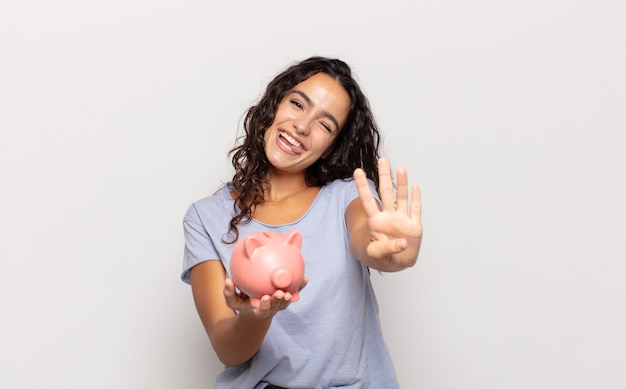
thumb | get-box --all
[366,239,407,260]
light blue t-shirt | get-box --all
[182,178,399,389]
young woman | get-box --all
[182,57,422,389]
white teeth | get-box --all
[280,132,302,148]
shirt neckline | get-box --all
[223,183,327,228]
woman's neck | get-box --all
[252,170,321,225]
[263,170,312,203]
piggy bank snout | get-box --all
[271,268,293,289]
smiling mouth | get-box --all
[278,131,305,154]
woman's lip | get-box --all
[277,130,306,153]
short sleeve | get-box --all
[181,204,220,284]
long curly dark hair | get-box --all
[225,56,382,242]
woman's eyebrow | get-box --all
[292,90,340,131]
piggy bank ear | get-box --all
[284,229,302,249]
[243,234,265,258]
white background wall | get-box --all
[1,1,625,388]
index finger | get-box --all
[353,168,380,217]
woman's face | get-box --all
[263,73,350,175]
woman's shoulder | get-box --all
[317,178,361,207]
[323,177,355,191]
[323,177,376,195]
[184,184,233,221]
[194,184,231,204]
[319,177,379,206]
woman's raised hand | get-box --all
[353,157,422,270]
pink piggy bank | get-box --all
[230,230,305,308]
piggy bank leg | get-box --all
[290,291,300,302]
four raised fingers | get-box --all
[356,157,419,218]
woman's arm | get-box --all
[189,260,299,366]
[346,157,423,272]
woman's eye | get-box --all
[291,100,303,109]
[320,122,332,133]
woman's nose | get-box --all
[293,116,312,135]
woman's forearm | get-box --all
[208,312,272,367]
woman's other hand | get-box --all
[351,157,422,270]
